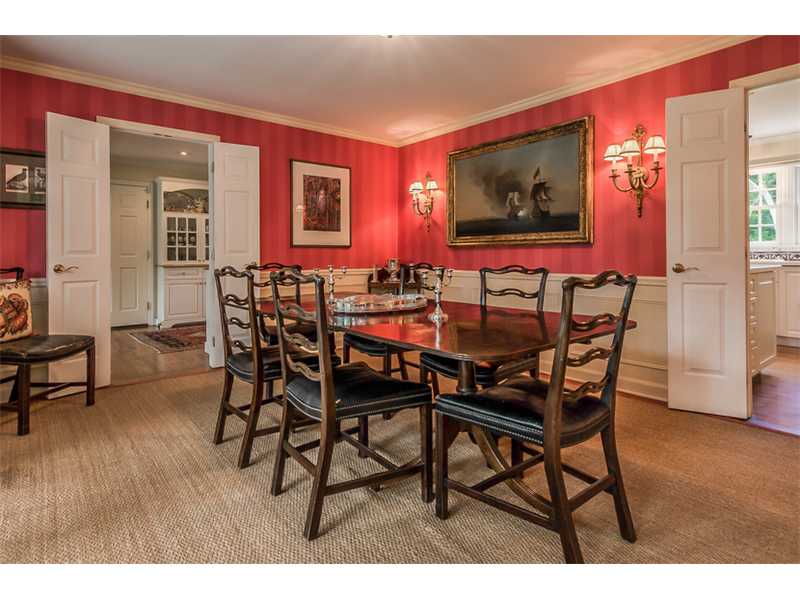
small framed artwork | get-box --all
[447,116,593,246]
[1,149,46,209]
[290,159,351,247]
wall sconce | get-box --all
[604,124,666,217]
[409,172,438,232]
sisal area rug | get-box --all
[129,324,206,354]
[0,368,797,564]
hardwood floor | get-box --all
[111,325,211,387]
[751,345,800,436]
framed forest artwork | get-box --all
[447,116,594,246]
[1,149,46,209]
[290,159,351,247]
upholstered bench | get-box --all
[0,334,95,435]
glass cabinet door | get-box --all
[164,212,206,264]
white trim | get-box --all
[99,116,220,143]
[1,55,392,147]
[3,37,756,148]
[730,62,800,90]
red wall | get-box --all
[0,67,399,277]
[397,35,800,276]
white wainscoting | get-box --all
[19,270,668,402]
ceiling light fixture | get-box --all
[179,151,189,156]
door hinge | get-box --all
[212,336,216,348]
[146,249,151,261]
[146,199,150,209]
[146,301,151,310]
[211,162,215,174]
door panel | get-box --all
[47,113,111,388]
[206,142,260,368]
[666,88,749,418]
[110,182,151,327]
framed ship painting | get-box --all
[290,159,351,247]
[1,149,46,209]
[447,116,593,246]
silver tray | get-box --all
[333,293,428,314]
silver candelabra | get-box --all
[420,267,454,324]
[314,265,348,304]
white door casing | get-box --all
[110,182,152,327]
[206,142,260,368]
[46,113,112,388]
[665,87,750,418]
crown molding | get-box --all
[2,36,757,149]
[0,55,399,147]
[396,36,759,146]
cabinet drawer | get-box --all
[164,267,206,280]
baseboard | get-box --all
[777,336,800,348]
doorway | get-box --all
[108,129,211,386]
[743,72,800,435]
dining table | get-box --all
[256,291,636,510]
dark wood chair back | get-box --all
[407,262,446,294]
[479,265,549,311]
[213,266,261,370]
[247,262,303,341]
[1,267,24,281]
[270,270,337,422]
[547,270,637,433]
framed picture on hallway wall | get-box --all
[290,159,351,247]
[1,148,46,209]
[447,116,593,246]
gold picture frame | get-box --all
[447,116,594,246]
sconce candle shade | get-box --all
[603,144,623,163]
[425,179,439,191]
[619,138,641,158]
[643,135,666,158]
[409,181,424,193]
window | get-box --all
[749,170,777,243]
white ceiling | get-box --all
[110,129,208,165]
[748,78,800,140]
[2,35,747,145]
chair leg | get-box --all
[304,423,335,540]
[382,351,392,375]
[430,372,441,397]
[511,439,523,469]
[237,380,264,469]
[213,370,234,444]
[342,339,351,364]
[16,364,31,436]
[601,427,636,543]
[420,404,433,503]
[398,353,409,380]
[544,447,583,564]
[528,354,540,379]
[271,399,295,496]
[85,344,96,406]
[419,363,428,385]
[435,411,449,519]
[357,415,369,458]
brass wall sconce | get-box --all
[604,124,666,217]
[409,172,438,231]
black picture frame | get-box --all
[1,148,46,209]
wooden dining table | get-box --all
[257,292,636,509]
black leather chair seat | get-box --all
[420,352,542,387]
[343,332,400,356]
[286,362,431,420]
[0,335,94,364]
[435,376,610,447]
[226,348,340,383]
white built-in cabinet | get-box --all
[154,177,209,327]
[749,266,779,376]
[777,265,800,342]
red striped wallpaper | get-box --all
[0,67,399,277]
[396,35,800,276]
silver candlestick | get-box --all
[314,265,348,304]
[387,258,400,283]
[420,267,453,324]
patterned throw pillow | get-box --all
[0,278,33,342]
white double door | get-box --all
[46,112,260,388]
[110,182,151,327]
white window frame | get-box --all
[749,162,800,250]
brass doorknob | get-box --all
[672,263,699,274]
[53,264,78,273]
